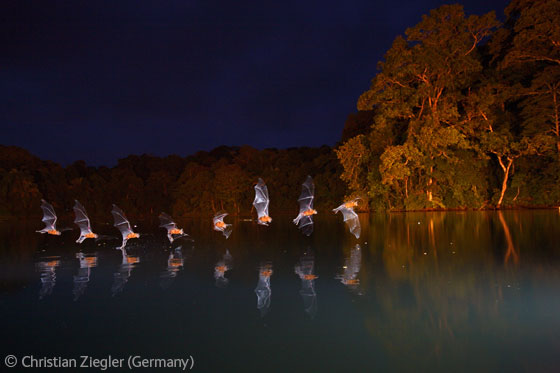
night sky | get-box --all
[2,0,510,166]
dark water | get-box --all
[1,211,560,372]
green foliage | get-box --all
[0,145,345,219]
[338,2,560,210]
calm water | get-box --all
[1,211,560,372]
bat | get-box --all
[253,178,272,225]
[73,200,98,243]
[111,204,139,249]
[36,199,61,235]
[333,198,361,239]
[255,263,273,317]
[213,211,233,239]
[159,212,191,243]
[293,175,317,236]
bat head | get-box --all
[48,229,61,236]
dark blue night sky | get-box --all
[1,0,510,166]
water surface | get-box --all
[1,211,559,372]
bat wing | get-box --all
[111,204,134,239]
[73,200,93,235]
[40,199,57,230]
[335,206,361,239]
[298,175,315,212]
[158,212,177,230]
[297,215,314,236]
[213,211,228,225]
[253,178,270,218]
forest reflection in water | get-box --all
[0,210,559,371]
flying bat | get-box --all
[293,175,317,236]
[111,204,139,249]
[73,200,98,243]
[253,178,272,225]
[159,212,191,243]
[333,198,361,239]
[213,211,232,239]
[36,199,61,235]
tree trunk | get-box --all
[497,156,513,207]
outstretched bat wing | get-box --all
[158,212,177,230]
[297,215,314,237]
[334,206,361,239]
[111,204,134,239]
[253,178,270,218]
[40,199,57,230]
[297,175,315,213]
[73,200,92,235]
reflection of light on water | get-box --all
[37,257,61,300]
[73,252,98,301]
[160,246,184,290]
[294,252,317,318]
[336,244,362,293]
[255,263,272,317]
[214,250,233,288]
[111,248,140,296]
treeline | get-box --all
[0,145,345,219]
[337,1,560,210]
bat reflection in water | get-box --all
[333,198,361,239]
[295,252,318,318]
[213,211,232,239]
[111,247,140,296]
[255,263,273,317]
[214,250,233,288]
[253,178,272,225]
[159,213,192,243]
[293,176,317,236]
[73,252,98,301]
[73,200,98,243]
[336,244,362,293]
[36,199,61,236]
[37,257,60,299]
[111,205,140,250]
[160,246,184,290]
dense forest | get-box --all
[338,0,560,210]
[0,144,345,219]
[1,0,559,217]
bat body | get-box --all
[255,264,273,317]
[213,211,233,239]
[111,204,139,250]
[159,212,191,243]
[36,199,61,235]
[73,200,98,243]
[333,198,361,239]
[253,178,272,225]
[293,176,317,236]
